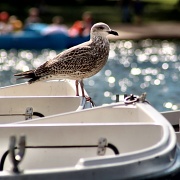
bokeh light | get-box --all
[0,39,180,112]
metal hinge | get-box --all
[25,107,33,120]
[97,137,107,156]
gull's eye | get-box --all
[99,26,104,30]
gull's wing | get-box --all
[34,44,96,76]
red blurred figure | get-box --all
[0,11,13,34]
[69,11,94,37]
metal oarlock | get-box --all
[9,135,26,173]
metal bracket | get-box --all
[25,107,33,120]
[139,93,147,102]
[9,135,26,173]
[124,93,148,105]
[97,138,107,156]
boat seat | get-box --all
[19,105,156,124]
[0,96,82,123]
[0,123,164,170]
[0,81,76,96]
[0,136,119,172]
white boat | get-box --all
[162,110,180,144]
[0,80,92,123]
[0,90,179,179]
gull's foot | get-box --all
[85,96,95,107]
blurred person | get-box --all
[42,15,68,35]
[8,15,23,32]
[119,0,133,23]
[133,0,144,25]
[0,11,12,34]
[69,11,94,37]
[24,7,42,27]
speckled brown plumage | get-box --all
[14,22,118,96]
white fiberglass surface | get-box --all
[0,124,163,170]
[0,96,81,123]
[0,80,76,96]
[19,103,156,124]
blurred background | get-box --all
[0,0,180,112]
[0,0,180,24]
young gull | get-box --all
[14,22,118,98]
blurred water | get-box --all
[0,39,180,112]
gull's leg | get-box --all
[75,80,79,96]
[79,80,85,97]
[79,80,95,106]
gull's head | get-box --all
[90,22,118,38]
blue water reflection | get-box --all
[0,39,179,112]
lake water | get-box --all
[0,39,180,112]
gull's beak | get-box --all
[107,30,119,36]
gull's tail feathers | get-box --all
[14,70,40,84]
